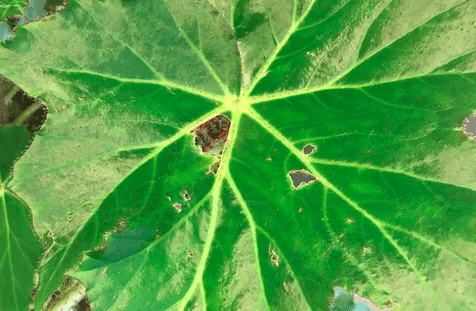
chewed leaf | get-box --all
[0,0,476,310]
[288,169,318,189]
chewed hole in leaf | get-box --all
[193,114,231,157]
[330,286,391,311]
[181,191,191,201]
[302,143,317,155]
[462,113,476,141]
[288,169,317,189]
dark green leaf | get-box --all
[0,125,40,311]
[0,125,31,182]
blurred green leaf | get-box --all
[0,0,28,21]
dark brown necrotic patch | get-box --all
[193,114,231,156]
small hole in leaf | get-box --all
[265,157,272,161]
[181,191,191,201]
[270,248,279,267]
[288,169,317,189]
[188,252,195,258]
[173,203,183,213]
[462,113,476,141]
[298,207,304,213]
[302,143,317,155]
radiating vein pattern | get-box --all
[1,0,476,310]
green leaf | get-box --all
[0,126,41,311]
[1,0,476,310]
[0,125,31,181]
[0,0,28,21]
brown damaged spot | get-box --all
[193,115,231,174]
[288,169,317,189]
[193,114,231,156]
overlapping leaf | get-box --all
[0,125,41,311]
[1,0,476,310]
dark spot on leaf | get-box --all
[193,115,230,157]
[302,143,317,155]
[188,252,195,258]
[288,169,317,189]
[30,287,37,299]
[462,113,476,141]
[182,191,191,201]
[173,202,183,213]
[386,298,394,308]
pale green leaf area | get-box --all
[0,0,28,21]
[0,126,42,311]
[0,0,476,310]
